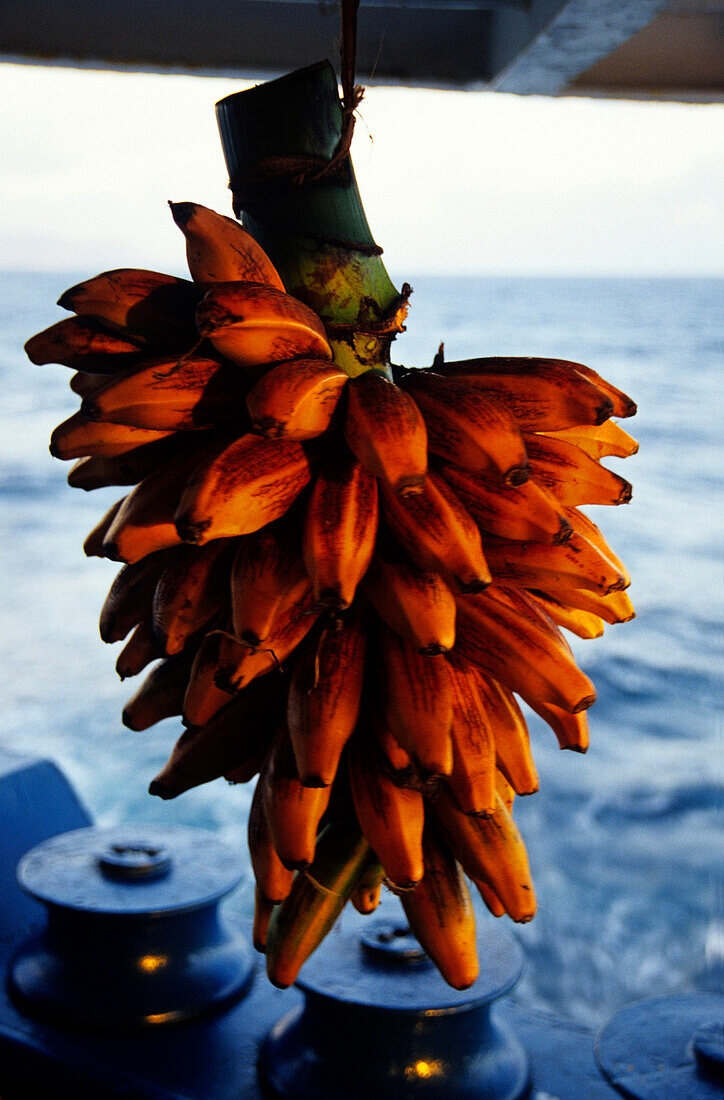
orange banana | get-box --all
[287,613,367,787]
[351,862,385,915]
[568,363,637,419]
[380,472,491,594]
[302,445,378,611]
[348,734,425,889]
[529,591,605,639]
[169,201,285,290]
[433,785,536,923]
[182,630,238,727]
[438,357,614,430]
[103,438,224,563]
[50,411,175,460]
[362,552,456,655]
[217,588,320,694]
[438,461,572,544]
[343,369,428,494]
[473,880,506,918]
[262,731,332,870]
[196,281,331,373]
[445,656,496,815]
[540,419,638,459]
[401,369,529,485]
[246,358,348,440]
[230,524,310,646]
[530,699,590,752]
[534,583,634,626]
[524,435,632,507]
[471,670,539,795]
[253,890,276,954]
[563,507,631,587]
[398,822,479,990]
[174,433,311,545]
[379,621,454,777]
[454,586,596,714]
[482,530,628,595]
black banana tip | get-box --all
[505,464,530,488]
[595,398,616,425]
[175,517,209,544]
[168,201,195,227]
[149,779,178,799]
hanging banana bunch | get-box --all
[26,196,636,992]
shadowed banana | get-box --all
[150,676,282,799]
[67,434,194,490]
[25,315,147,372]
[58,269,201,349]
[51,411,175,460]
[115,618,161,679]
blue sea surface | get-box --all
[0,271,722,1027]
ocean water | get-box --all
[0,271,722,1028]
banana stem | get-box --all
[216,61,407,379]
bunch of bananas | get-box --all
[26,201,637,991]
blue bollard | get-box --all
[260,893,530,1099]
[9,824,254,1028]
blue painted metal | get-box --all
[9,825,254,1028]
[260,897,530,1098]
[595,992,724,1099]
[0,751,91,950]
[0,754,623,1098]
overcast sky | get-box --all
[2,61,722,278]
